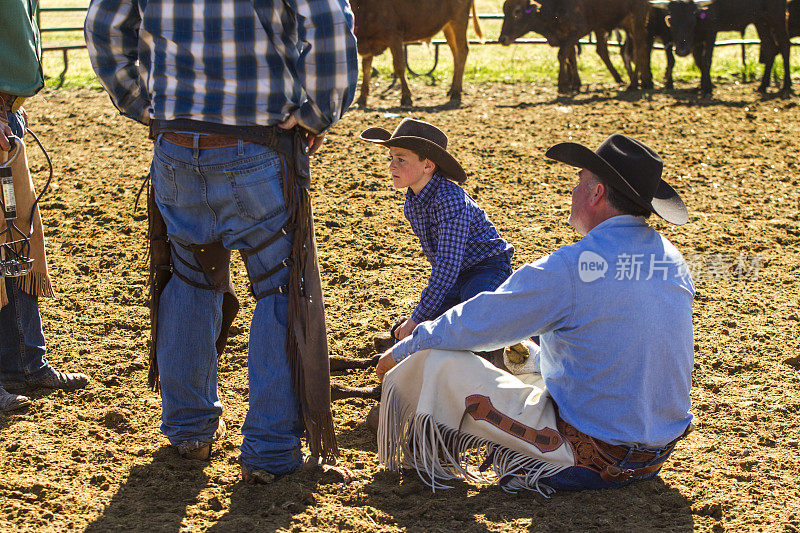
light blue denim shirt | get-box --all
[392,215,695,448]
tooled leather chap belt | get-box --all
[556,413,691,483]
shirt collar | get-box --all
[408,172,444,206]
[588,214,649,235]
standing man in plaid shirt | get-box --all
[85,0,358,482]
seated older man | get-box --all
[376,133,695,491]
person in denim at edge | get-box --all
[376,134,695,491]
[0,0,90,413]
[85,0,358,481]
[360,118,514,344]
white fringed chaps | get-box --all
[377,349,575,494]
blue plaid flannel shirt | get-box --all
[404,173,514,323]
[84,0,358,134]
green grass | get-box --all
[37,0,800,91]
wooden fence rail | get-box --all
[34,6,797,85]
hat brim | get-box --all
[545,142,688,225]
[360,128,467,183]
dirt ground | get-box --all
[1,77,799,532]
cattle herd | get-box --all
[351,0,800,104]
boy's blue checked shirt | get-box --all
[404,173,514,323]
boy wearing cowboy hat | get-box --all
[376,133,695,491]
[361,118,514,342]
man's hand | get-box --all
[394,317,418,341]
[0,121,12,151]
[375,348,397,382]
[279,113,325,155]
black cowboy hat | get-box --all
[545,133,688,225]
[360,118,467,183]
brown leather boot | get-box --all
[176,419,226,461]
[30,369,90,391]
[0,386,30,412]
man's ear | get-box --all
[589,180,606,206]
[424,158,436,173]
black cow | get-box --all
[791,0,800,37]
[649,0,791,96]
[760,0,800,79]
[499,0,653,93]
[621,8,676,89]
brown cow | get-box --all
[351,0,482,107]
[499,0,653,93]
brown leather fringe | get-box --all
[15,271,54,299]
[284,158,339,462]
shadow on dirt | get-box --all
[84,446,213,532]
[84,446,350,532]
[356,99,470,114]
[205,478,316,532]
[362,469,695,531]
[496,86,766,110]
[336,422,379,453]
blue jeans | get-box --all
[540,446,672,491]
[0,109,50,388]
[430,252,513,319]
[150,134,302,475]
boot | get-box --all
[0,386,30,412]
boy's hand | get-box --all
[375,348,397,382]
[394,318,418,341]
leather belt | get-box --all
[160,131,247,149]
[556,413,691,483]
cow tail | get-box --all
[471,1,484,42]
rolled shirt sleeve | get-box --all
[291,0,359,134]
[84,0,151,125]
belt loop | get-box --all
[238,139,244,156]
[192,134,200,160]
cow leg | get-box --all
[595,32,623,84]
[357,55,373,107]
[557,47,569,93]
[330,383,382,401]
[756,30,777,94]
[388,38,412,107]
[767,19,793,96]
[620,32,635,86]
[569,47,581,92]
[442,15,469,104]
[664,44,675,90]
[629,17,653,90]
[780,37,792,96]
[693,42,713,97]
[557,46,579,94]
[329,354,380,372]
